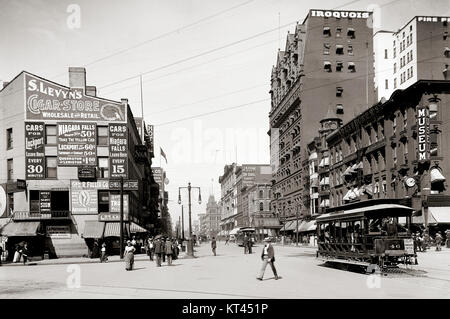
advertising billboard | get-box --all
[109,123,128,179]
[70,180,109,214]
[25,122,45,179]
[25,73,126,122]
[57,122,97,166]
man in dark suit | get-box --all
[243,235,249,254]
[211,237,217,256]
[257,238,279,280]
[154,237,164,267]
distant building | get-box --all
[374,16,450,101]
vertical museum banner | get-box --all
[25,122,45,179]
[109,123,128,179]
[417,106,430,163]
[57,122,97,166]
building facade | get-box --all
[269,9,375,225]
[374,16,450,101]
[0,68,158,259]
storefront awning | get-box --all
[229,227,241,235]
[130,222,148,233]
[430,168,446,183]
[413,207,450,225]
[298,220,317,233]
[104,222,130,237]
[83,220,105,239]
[0,221,40,237]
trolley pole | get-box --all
[119,176,124,259]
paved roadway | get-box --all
[0,242,449,298]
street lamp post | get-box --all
[178,182,202,257]
[181,205,185,240]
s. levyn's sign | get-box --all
[25,73,126,122]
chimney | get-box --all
[85,86,97,97]
[121,98,128,105]
[2,81,10,89]
[69,67,86,90]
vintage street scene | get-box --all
[1,0,450,301]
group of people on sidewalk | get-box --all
[4,243,29,265]
[413,230,449,252]
[122,235,182,271]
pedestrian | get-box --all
[243,235,249,254]
[211,237,217,256]
[100,243,107,262]
[154,237,163,267]
[131,236,137,247]
[147,237,154,261]
[13,245,21,263]
[248,237,254,254]
[172,239,179,260]
[124,240,136,271]
[0,244,3,266]
[416,232,423,252]
[423,231,430,251]
[21,243,28,265]
[225,236,229,245]
[165,237,173,266]
[446,229,450,248]
[257,238,279,281]
[435,232,443,251]
[162,237,166,263]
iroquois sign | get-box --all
[417,106,430,163]
[25,73,126,122]
[310,10,370,19]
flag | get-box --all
[160,147,167,163]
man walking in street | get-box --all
[154,237,163,267]
[435,231,443,251]
[243,234,249,254]
[211,237,217,256]
[165,237,174,266]
[256,238,279,281]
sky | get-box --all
[1,0,449,229]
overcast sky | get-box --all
[1,0,449,229]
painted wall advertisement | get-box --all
[25,122,45,179]
[71,180,109,214]
[417,106,430,163]
[57,122,97,166]
[46,226,71,239]
[25,73,126,122]
[109,123,128,179]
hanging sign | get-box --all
[417,106,430,163]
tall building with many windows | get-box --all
[269,9,375,221]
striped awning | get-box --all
[130,222,147,233]
[83,220,105,239]
[0,221,40,237]
[104,222,130,237]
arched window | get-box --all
[259,202,264,211]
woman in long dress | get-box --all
[124,241,135,271]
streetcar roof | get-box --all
[316,204,414,222]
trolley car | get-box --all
[316,200,416,273]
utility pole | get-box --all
[178,182,201,257]
[181,205,185,240]
[119,176,124,259]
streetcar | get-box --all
[235,227,257,247]
[316,199,417,273]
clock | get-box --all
[405,177,416,188]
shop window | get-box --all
[98,191,110,213]
[336,45,344,55]
[46,157,57,178]
[51,191,69,211]
[336,61,343,72]
[98,157,109,178]
[30,190,40,212]
[97,126,108,146]
[45,125,57,144]
[7,193,13,215]
[6,128,13,150]
[7,158,13,180]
